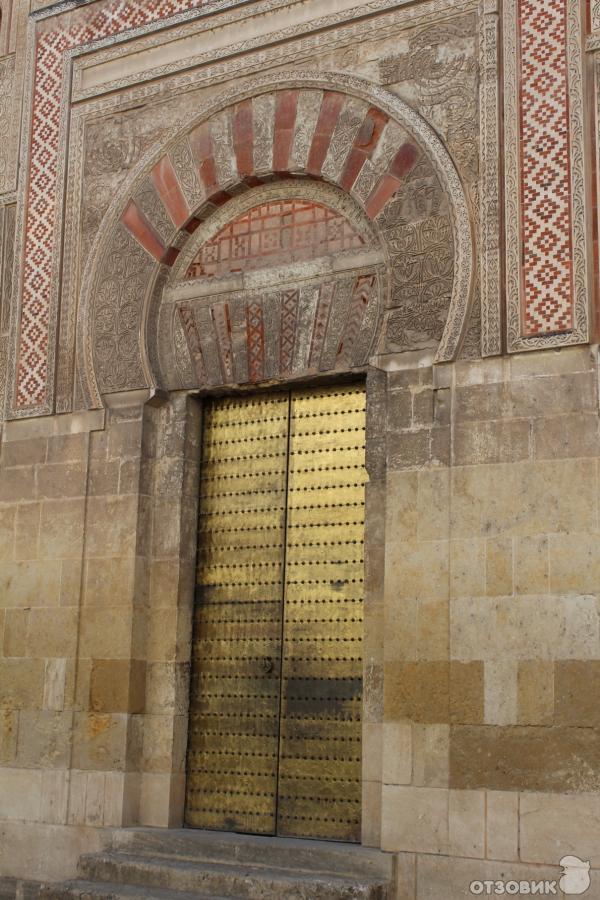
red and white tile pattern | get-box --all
[17,0,580,408]
[17,0,204,409]
[186,199,365,279]
[518,0,574,335]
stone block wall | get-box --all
[369,345,600,897]
[0,392,200,880]
[0,412,103,880]
[1,346,600,895]
[0,0,599,894]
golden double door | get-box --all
[185,384,367,842]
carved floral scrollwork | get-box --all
[380,14,479,183]
[0,55,15,193]
[91,225,152,394]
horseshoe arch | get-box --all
[78,72,474,407]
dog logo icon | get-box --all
[559,856,591,895]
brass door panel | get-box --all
[277,386,366,842]
[186,394,290,834]
[186,384,366,842]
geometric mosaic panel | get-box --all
[518,0,574,335]
[17,0,204,410]
[186,199,365,279]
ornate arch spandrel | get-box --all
[78,72,474,408]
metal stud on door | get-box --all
[186,385,366,841]
[277,386,366,842]
[185,394,290,834]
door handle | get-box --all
[260,657,274,674]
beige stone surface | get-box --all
[89,659,146,714]
[382,785,448,854]
[549,533,600,593]
[0,709,17,764]
[384,662,449,724]
[453,420,530,466]
[362,780,382,848]
[0,658,45,708]
[46,433,88,464]
[393,852,417,900]
[450,459,596,538]
[515,534,549,594]
[382,722,412,785]
[520,792,600,866]
[84,557,137,606]
[3,607,28,657]
[386,472,418,542]
[415,855,567,900]
[486,790,519,862]
[554,660,600,726]
[37,463,87,500]
[84,496,139,558]
[0,819,105,881]
[533,412,600,459]
[486,538,513,596]
[14,502,40,560]
[484,659,518,725]
[27,607,78,658]
[448,789,485,858]
[384,595,418,663]
[142,714,187,775]
[139,772,185,828]
[71,713,130,772]
[416,599,449,660]
[41,770,69,825]
[449,662,484,725]
[509,346,594,378]
[16,711,71,768]
[39,499,85,560]
[79,606,135,659]
[451,594,600,660]
[517,660,554,725]
[44,658,68,712]
[411,725,449,788]
[450,538,485,598]
[0,560,61,607]
[364,722,383,783]
[387,540,449,602]
[0,767,43,820]
[0,507,15,561]
[450,725,600,792]
[415,469,450,542]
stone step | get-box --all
[110,829,393,881]
[41,879,230,900]
[77,852,389,900]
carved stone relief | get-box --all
[0,202,15,417]
[6,0,485,420]
[380,14,479,184]
[167,274,381,390]
[377,156,454,351]
[35,0,483,415]
[478,0,501,356]
[80,109,191,265]
[77,74,473,407]
[0,54,15,195]
[92,223,152,394]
